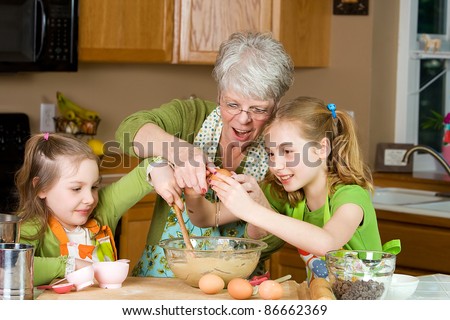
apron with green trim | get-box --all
[292,197,401,285]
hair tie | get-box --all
[43,132,50,141]
[327,104,337,119]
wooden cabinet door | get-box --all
[118,193,155,273]
[79,0,174,62]
[269,243,307,283]
[174,0,272,64]
[273,0,331,67]
[174,0,330,66]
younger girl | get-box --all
[15,133,152,286]
[210,96,399,282]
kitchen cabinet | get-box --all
[377,209,450,276]
[269,243,306,283]
[118,193,155,273]
[174,0,331,66]
[78,0,331,67]
[173,0,271,64]
[78,0,174,62]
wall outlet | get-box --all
[40,103,56,132]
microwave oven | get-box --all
[0,0,78,72]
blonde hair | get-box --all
[15,133,99,240]
[263,96,373,206]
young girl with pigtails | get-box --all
[15,133,153,286]
[210,96,400,283]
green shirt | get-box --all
[264,184,383,251]
[19,159,153,286]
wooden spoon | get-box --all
[173,204,194,251]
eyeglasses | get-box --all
[220,102,272,120]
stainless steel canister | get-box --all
[0,213,21,243]
[0,243,34,300]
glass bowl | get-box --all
[325,250,396,300]
[160,236,268,287]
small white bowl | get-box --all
[386,274,419,300]
[93,261,129,289]
[66,265,95,291]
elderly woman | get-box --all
[115,31,294,277]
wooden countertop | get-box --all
[373,172,450,193]
[36,277,301,300]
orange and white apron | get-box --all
[48,216,117,262]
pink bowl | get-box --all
[66,265,95,291]
[93,261,129,289]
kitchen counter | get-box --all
[36,277,301,300]
[35,275,450,300]
[411,274,450,299]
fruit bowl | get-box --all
[325,250,396,300]
[160,236,268,288]
[54,117,100,135]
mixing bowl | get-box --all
[325,249,396,300]
[160,236,268,287]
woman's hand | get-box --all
[133,124,212,196]
[171,145,213,195]
[149,163,184,210]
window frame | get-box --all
[395,0,450,171]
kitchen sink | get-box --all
[405,200,450,212]
[372,188,447,205]
[372,187,450,217]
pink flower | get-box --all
[444,112,450,124]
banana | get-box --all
[56,91,100,121]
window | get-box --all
[396,0,450,169]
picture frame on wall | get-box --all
[333,0,369,16]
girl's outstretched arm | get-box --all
[210,173,363,256]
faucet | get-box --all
[402,145,450,175]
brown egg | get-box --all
[210,168,233,182]
[198,274,225,294]
[227,278,253,300]
[258,280,284,300]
